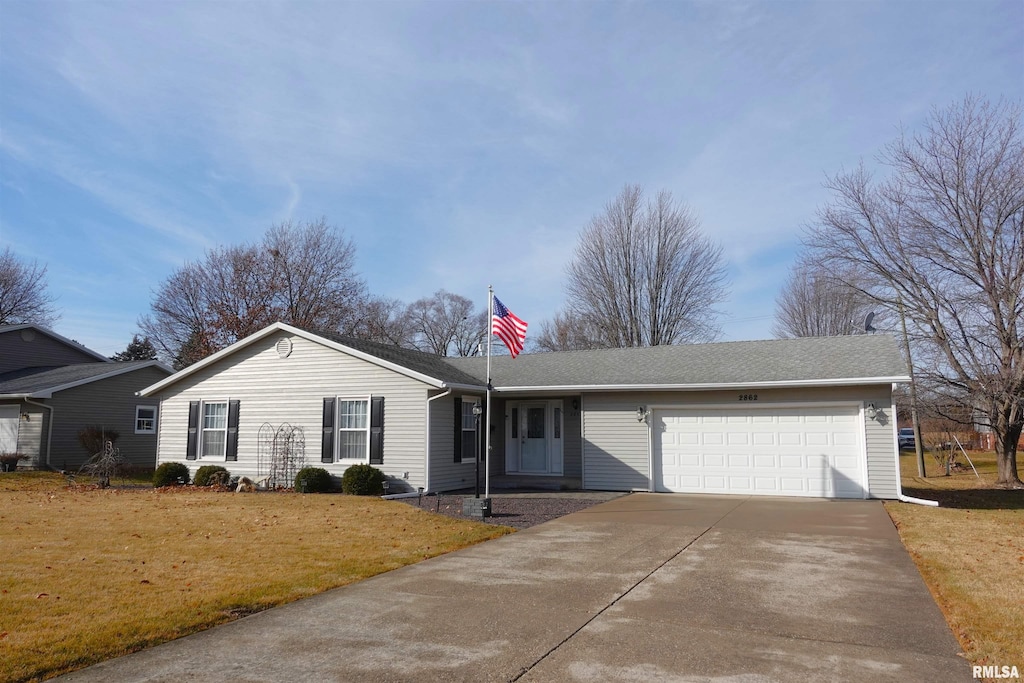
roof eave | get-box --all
[22,361,173,398]
[492,376,912,393]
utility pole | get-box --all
[898,296,926,477]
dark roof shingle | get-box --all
[0,361,160,396]
[444,335,908,389]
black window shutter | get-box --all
[453,397,462,463]
[186,401,200,460]
[321,397,335,463]
[225,400,240,461]
[369,396,384,464]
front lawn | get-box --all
[885,450,1024,673]
[0,473,511,682]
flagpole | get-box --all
[485,284,493,500]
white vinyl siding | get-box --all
[866,397,900,499]
[582,395,651,491]
[428,393,479,492]
[154,331,430,490]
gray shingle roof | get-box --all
[0,361,159,396]
[444,335,908,389]
[314,332,486,387]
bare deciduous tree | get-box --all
[141,218,366,366]
[533,309,604,352]
[405,290,486,356]
[0,247,59,327]
[564,184,727,347]
[805,96,1024,488]
[772,263,880,338]
[348,296,415,347]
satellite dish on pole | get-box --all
[864,312,876,333]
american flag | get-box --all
[492,296,528,358]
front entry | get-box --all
[506,400,563,475]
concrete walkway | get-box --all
[58,494,970,682]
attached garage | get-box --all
[653,405,866,498]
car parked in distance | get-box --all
[898,427,916,450]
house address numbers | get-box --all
[738,394,758,401]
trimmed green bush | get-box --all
[194,465,230,487]
[341,464,385,496]
[153,462,190,487]
[294,466,334,493]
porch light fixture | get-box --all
[865,403,879,420]
[21,412,30,421]
[636,406,649,423]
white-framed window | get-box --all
[201,400,228,459]
[135,405,157,434]
[337,397,370,461]
[461,399,479,462]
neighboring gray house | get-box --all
[0,324,172,470]
[141,322,911,499]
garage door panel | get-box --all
[729,476,753,490]
[703,432,724,445]
[834,432,858,447]
[806,433,829,446]
[728,454,751,467]
[655,406,865,499]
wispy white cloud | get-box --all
[1,0,1020,352]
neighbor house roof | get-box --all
[0,324,112,363]
[0,361,171,399]
[445,334,910,391]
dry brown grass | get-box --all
[0,473,510,682]
[886,450,1024,674]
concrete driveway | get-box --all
[58,494,970,682]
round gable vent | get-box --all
[275,338,293,358]
[20,329,36,342]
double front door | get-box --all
[505,400,563,474]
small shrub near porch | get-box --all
[341,464,385,495]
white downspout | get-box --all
[24,398,54,469]
[425,388,452,493]
[890,389,938,507]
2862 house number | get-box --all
[738,394,758,401]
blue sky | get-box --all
[1,0,1021,356]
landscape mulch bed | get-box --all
[399,493,608,529]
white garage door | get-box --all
[654,405,865,498]
[0,405,20,454]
